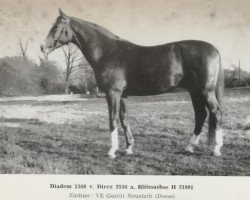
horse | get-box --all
[41,9,224,159]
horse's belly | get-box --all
[125,54,183,96]
[125,78,176,96]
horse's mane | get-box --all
[70,17,121,40]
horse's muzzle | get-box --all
[40,43,50,54]
[40,44,45,52]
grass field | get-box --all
[0,88,249,175]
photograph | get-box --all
[0,0,249,178]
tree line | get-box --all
[0,40,97,96]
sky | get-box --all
[0,0,250,71]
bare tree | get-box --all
[231,60,241,81]
[62,44,82,94]
[18,38,29,61]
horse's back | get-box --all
[122,40,221,96]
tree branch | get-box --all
[18,38,28,60]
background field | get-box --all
[0,88,249,175]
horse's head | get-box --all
[40,9,73,54]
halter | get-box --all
[53,19,70,45]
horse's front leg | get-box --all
[106,89,121,159]
[120,98,134,155]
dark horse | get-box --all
[41,9,224,158]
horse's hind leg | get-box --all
[203,90,223,156]
[120,98,134,155]
[186,92,207,153]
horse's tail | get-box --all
[215,55,224,108]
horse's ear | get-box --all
[59,8,69,20]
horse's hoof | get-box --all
[108,150,116,159]
[212,151,221,157]
[125,149,133,155]
[185,145,194,153]
[108,153,116,159]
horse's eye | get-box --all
[60,18,66,23]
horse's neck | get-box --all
[70,18,117,67]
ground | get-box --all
[0,88,249,175]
